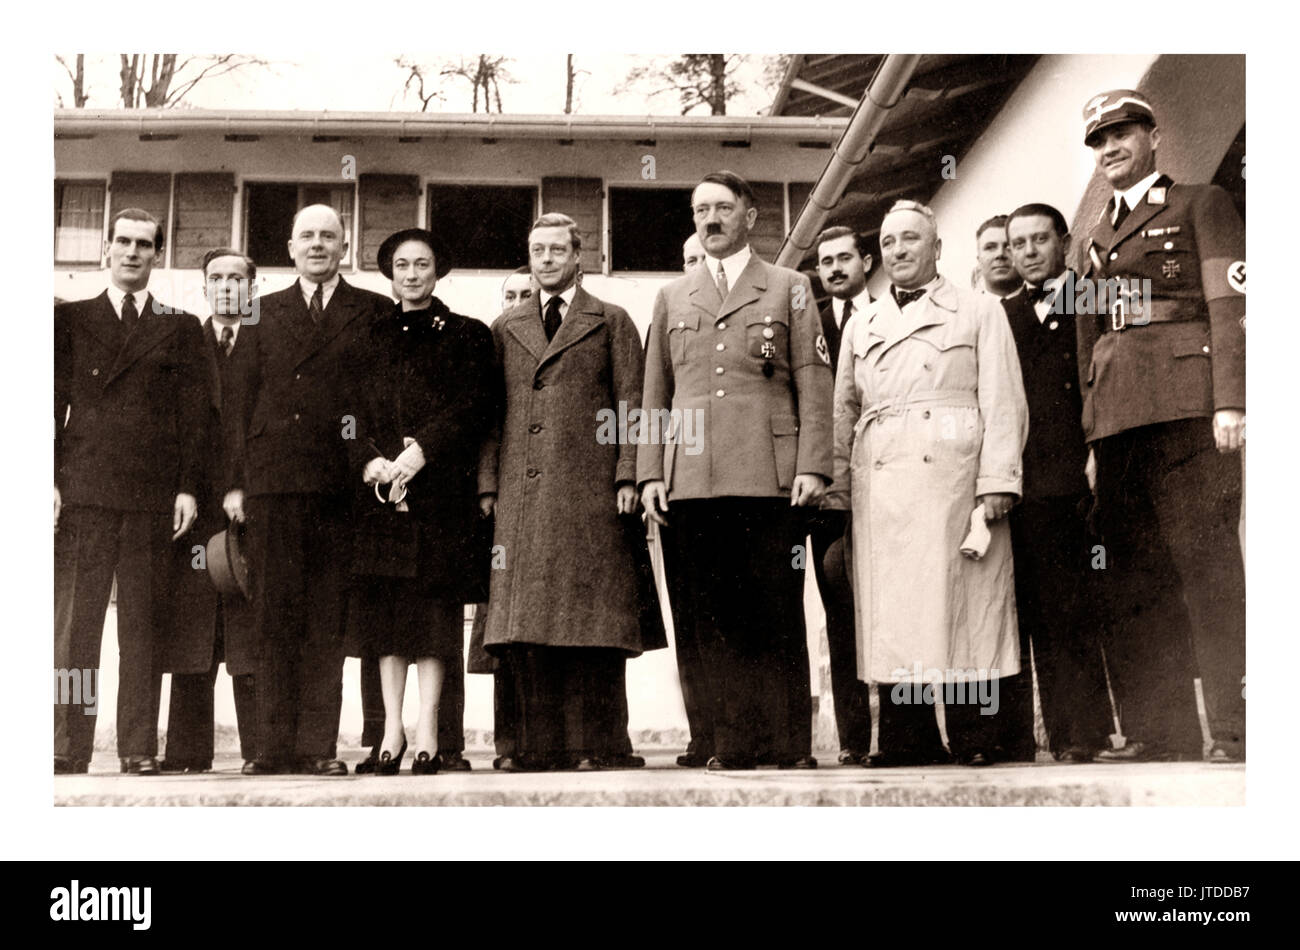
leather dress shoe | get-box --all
[120,755,160,775]
[837,749,865,766]
[54,756,88,775]
[240,760,260,775]
[600,753,646,769]
[434,751,472,772]
[495,755,518,772]
[354,746,379,775]
[705,755,756,771]
[1054,745,1097,764]
[298,757,349,776]
[960,751,994,767]
[159,758,212,774]
[676,752,711,768]
[865,749,952,768]
[574,756,602,772]
[243,758,285,776]
[1207,741,1244,764]
[1096,741,1182,763]
[777,755,819,770]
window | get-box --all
[426,184,537,270]
[54,180,106,264]
[608,187,694,272]
[244,182,355,268]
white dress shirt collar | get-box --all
[833,288,871,329]
[106,284,146,320]
[299,273,341,309]
[539,284,578,318]
[706,245,752,291]
[212,317,241,345]
[1031,270,1071,323]
[1114,170,1162,224]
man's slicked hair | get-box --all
[201,246,257,281]
[109,208,164,253]
[884,199,938,238]
[815,225,872,260]
[976,215,1009,242]
[529,212,582,252]
[1006,203,1069,239]
[696,170,756,208]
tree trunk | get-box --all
[709,53,727,115]
[565,54,574,114]
[119,54,138,108]
[72,54,87,107]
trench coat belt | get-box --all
[853,390,979,440]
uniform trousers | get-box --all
[1003,494,1114,757]
[669,498,812,763]
[54,505,169,762]
[657,522,713,759]
[1092,418,1245,751]
[165,607,258,763]
[244,494,348,764]
[810,512,872,755]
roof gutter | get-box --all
[776,53,922,268]
[53,108,847,143]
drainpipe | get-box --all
[776,54,922,269]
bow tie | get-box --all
[892,286,927,309]
[1027,284,1053,305]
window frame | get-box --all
[423,180,540,273]
[53,178,108,268]
[241,178,360,271]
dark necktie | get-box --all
[892,286,926,309]
[309,283,324,325]
[715,264,729,302]
[543,296,563,342]
[220,325,234,357]
[1113,196,1131,229]
[121,292,139,332]
[841,298,854,328]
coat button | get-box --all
[1109,252,1118,261]
[923,454,933,463]
[1202,345,1210,354]
[923,362,932,371]
[923,410,930,419]
[293,413,300,421]
[1164,241,1174,250]
[715,389,725,398]
[529,423,542,433]
[533,379,545,390]
[91,368,99,376]
[716,343,725,351]
[762,328,774,339]
[1064,382,1072,390]
[1048,320,1059,330]
[402,325,409,331]
[764,316,772,324]
[717,322,727,330]
[527,468,539,478]
[677,321,685,329]
[295,373,301,380]
[874,461,883,470]
[715,366,724,375]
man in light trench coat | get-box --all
[826,200,1029,767]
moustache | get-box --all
[706,224,722,235]
[829,272,846,281]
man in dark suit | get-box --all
[1076,90,1246,763]
[223,204,390,776]
[640,171,833,771]
[999,204,1114,762]
[811,225,874,765]
[159,248,261,774]
[54,208,208,775]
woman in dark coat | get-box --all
[350,228,495,775]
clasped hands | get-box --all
[364,439,426,497]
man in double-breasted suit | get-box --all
[999,204,1114,763]
[1075,91,1246,762]
[54,208,208,775]
[159,249,261,773]
[479,212,662,771]
[640,171,833,771]
[811,226,874,765]
[223,204,390,775]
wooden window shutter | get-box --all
[540,176,603,276]
[359,174,420,270]
[108,171,171,249]
[172,172,235,270]
[748,181,786,263]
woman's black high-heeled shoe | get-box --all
[375,739,407,776]
[411,751,439,776]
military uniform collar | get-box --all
[706,244,752,288]
[1113,170,1164,221]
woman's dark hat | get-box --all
[377,228,453,279]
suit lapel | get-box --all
[718,255,766,321]
[876,279,952,356]
[688,259,723,320]
[201,317,224,410]
[104,294,178,385]
[81,291,125,351]
[505,296,550,365]
[295,277,367,367]
[539,288,603,368]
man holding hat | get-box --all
[223,204,390,775]
[1076,90,1246,762]
[159,249,261,774]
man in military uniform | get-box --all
[1076,90,1246,762]
[639,170,833,771]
